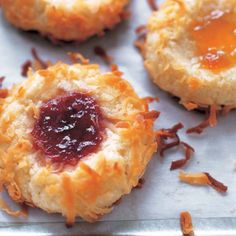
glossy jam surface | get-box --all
[32,93,104,165]
[190,10,236,72]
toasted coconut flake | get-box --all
[187,105,218,134]
[136,110,160,123]
[142,96,159,103]
[208,105,217,127]
[170,142,195,170]
[120,10,131,20]
[0,78,7,99]
[0,76,5,88]
[168,123,185,133]
[147,0,158,11]
[134,39,145,54]
[180,211,194,236]
[156,123,184,157]
[7,183,22,202]
[182,102,198,111]
[31,48,50,70]
[21,60,32,77]
[110,64,118,71]
[134,178,145,189]
[45,34,62,45]
[110,64,123,77]
[0,198,28,218]
[135,25,147,35]
[94,46,113,64]
[68,52,90,65]
[21,48,51,76]
[204,173,228,193]
[134,25,147,54]
[140,110,160,120]
[179,171,228,193]
[179,171,209,185]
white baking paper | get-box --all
[0,0,236,224]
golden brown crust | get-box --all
[0,0,129,41]
[144,0,236,109]
[0,63,157,223]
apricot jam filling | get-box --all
[32,92,105,165]
[190,10,236,72]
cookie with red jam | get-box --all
[0,62,158,224]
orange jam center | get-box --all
[190,10,236,72]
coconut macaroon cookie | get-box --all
[144,0,236,110]
[0,62,158,224]
[0,0,129,41]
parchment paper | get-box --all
[0,0,236,224]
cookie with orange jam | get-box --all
[0,0,129,42]
[0,62,158,224]
[144,0,236,110]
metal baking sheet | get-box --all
[1,0,236,235]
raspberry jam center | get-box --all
[32,92,104,165]
[190,10,236,72]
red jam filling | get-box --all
[32,92,104,165]
[190,10,236,72]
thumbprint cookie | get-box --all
[0,62,158,225]
[0,0,129,42]
[144,0,236,110]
